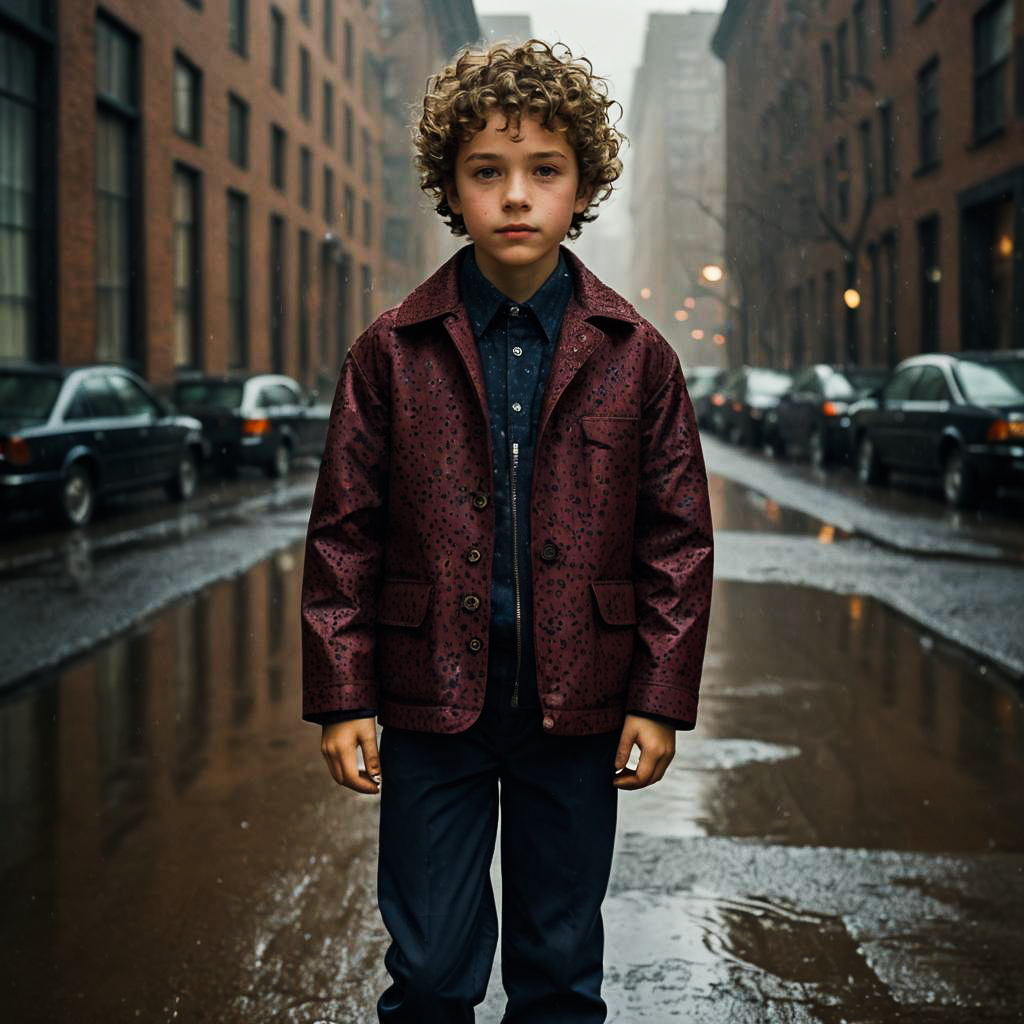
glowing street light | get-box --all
[691,329,705,341]
[700,263,725,283]
[684,297,696,309]
[843,288,862,309]
[639,287,652,300]
[673,309,688,321]
[713,333,726,345]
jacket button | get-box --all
[542,715,554,729]
[462,594,481,611]
[540,541,559,563]
[467,547,482,563]
[471,491,489,510]
[468,637,483,652]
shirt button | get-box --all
[512,402,522,413]
[542,715,554,730]
[509,305,520,316]
[512,346,523,357]
[468,637,483,652]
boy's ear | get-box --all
[573,182,595,215]
[444,175,462,214]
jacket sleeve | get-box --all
[300,333,390,724]
[626,351,714,725]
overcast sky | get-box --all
[472,1,727,124]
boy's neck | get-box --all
[471,244,560,304]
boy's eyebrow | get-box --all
[464,151,568,163]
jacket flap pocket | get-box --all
[376,579,433,627]
[589,580,637,626]
[580,415,640,448]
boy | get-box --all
[301,39,713,1023]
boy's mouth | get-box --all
[497,224,538,234]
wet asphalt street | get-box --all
[1,441,1023,1022]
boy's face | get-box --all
[444,110,592,280]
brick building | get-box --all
[628,12,726,369]
[712,0,1024,369]
[1,0,476,395]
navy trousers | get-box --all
[375,657,621,1023]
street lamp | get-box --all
[700,263,725,284]
[843,288,862,309]
[639,287,652,300]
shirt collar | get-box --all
[458,244,574,344]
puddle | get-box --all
[709,474,853,540]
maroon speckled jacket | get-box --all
[300,245,713,736]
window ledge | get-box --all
[967,125,1006,150]
[914,1,936,25]
[912,160,941,179]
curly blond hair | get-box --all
[414,39,625,240]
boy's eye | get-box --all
[472,166,560,179]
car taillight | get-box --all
[732,401,743,412]
[1,436,32,465]
[822,401,848,417]
[711,393,725,407]
[987,420,1024,442]
[242,417,270,436]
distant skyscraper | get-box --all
[629,12,726,368]
[478,15,533,45]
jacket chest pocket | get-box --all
[580,415,641,506]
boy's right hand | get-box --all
[321,717,381,795]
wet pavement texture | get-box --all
[2,543,1024,1021]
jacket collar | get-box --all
[393,242,641,330]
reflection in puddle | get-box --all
[709,474,852,538]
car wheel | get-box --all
[58,462,95,528]
[809,430,828,470]
[942,447,979,508]
[267,441,292,479]
[856,435,887,486]
[167,449,199,501]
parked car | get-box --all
[849,351,1024,507]
[712,366,794,447]
[170,373,329,478]
[683,365,726,429]
[0,362,205,527]
[772,364,890,467]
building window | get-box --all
[174,54,201,142]
[299,0,310,25]
[867,241,882,364]
[362,47,375,106]
[877,99,895,194]
[836,137,850,220]
[823,269,837,363]
[343,20,354,80]
[271,124,286,191]
[270,7,285,91]
[821,42,834,116]
[858,118,874,200]
[853,0,868,78]
[915,0,936,21]
[323,0,335,59]
[299,45,311,119]
[269,214,286,372]
[298,228,311,380]
[228,93,249,168]
[361,263,373,332]
[962,194,1017,350]
[323,166,335,224]
[917,214,940,352]
[836,21,850,101]
[823,152,836,220]
[362,126,372,182]
[229,0,247,56]
[881,230,898,366]
[788,286,804,369]
[95,16,139,365]
[299,145,312,210]
[384,217,408,264]
[344,185,355,237]
[322,80,334,144]
[973,0,1013,141]
[343,102,354,164]
[916,58,941,170]
[227,190,249,368]
[880,0,893,57]
[173,167,201,368]
[362,198,372,247]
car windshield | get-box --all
[826,369,889,399]
[955,360,1024,407]
[173,381,245,409]
[747,369,793,395]
[0,372,62,423]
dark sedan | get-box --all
[171,373,329,478]
[0,363,205,527]
[773,364,890,467]
[683,365,726,429]
[850,351,1024,507]
[711,366,794,447]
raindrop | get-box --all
[240,820,250,829]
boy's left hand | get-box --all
[613,714,676,790]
